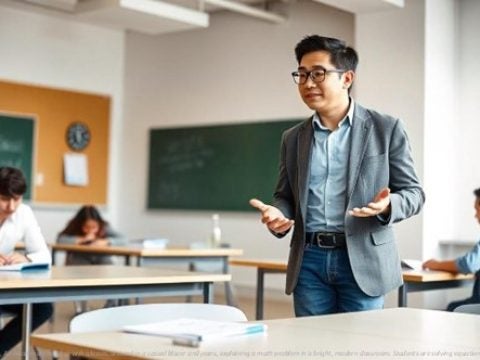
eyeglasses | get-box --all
[291,67,346,85]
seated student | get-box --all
[57,205,126,312]
[57,205,126,265]
[0,167,52,359]
[423,187,480,311]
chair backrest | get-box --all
[453,304,480,315]
[70,303,248,333]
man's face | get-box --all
[297,51,353,115]
[474,198,480,224]
[0,194,22,219]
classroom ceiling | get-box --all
[0,0,404,35]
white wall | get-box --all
[121,0,354,291]
[0,6,125,241]
[452,0,480,240]
[423,0,457,257]
[355,0,425,261]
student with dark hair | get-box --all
[423,188,480,311]
[0,167,52,358]
[250,35,424,316]
[57,205,126,312]
[57,205,126,266]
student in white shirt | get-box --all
[0,167,52,358]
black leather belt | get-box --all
[306,232,346,248]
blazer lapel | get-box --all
[297,118,313,220]
[347,104,372,200]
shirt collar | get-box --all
[312,98,355,131]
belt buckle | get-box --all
[315,233,335,249]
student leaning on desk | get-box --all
[56,205,127,266]
[0,167,52,359]
[57,205,126,311]
[423,187,480,311]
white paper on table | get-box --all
[64,153,89,186]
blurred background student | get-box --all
[423,187,480,311]
[57,205,126,312]
[57,205,126,265]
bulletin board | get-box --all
[0,79,110,204]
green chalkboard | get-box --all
[147,119,302,211]
[0,114,35,200]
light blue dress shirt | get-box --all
[456,240,480,274]
[305,100,355,233]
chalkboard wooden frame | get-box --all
[147,119,302,211]
[0,113,35,200]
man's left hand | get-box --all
[349,187,391,217]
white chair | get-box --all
[70,303,247,333]
[453,304,480,314]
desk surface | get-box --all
[31,308,480,359]
[52,243,243,257]
[0,265,230,291]
[230,258,475,282]
[230,258,287,271]
[402,270,474,282]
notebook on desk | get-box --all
[129,238,169,249]
[123,318,267,347]
[401,259,423,271]
[0,262,50,271]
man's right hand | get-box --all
[249,198,294,234]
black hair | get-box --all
[0,167,27,197]
[294,35,358,72]
[474,188,480,199]
[59,205,109,237]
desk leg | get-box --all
[204,283,213,303]
[21,303,32,360]
[398,284,407,307]
[223,257,237,307]
[51,248,57,266]
[256,269,265,320]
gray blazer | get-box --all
[274,103,425,296]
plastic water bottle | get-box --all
[210,213,222,248]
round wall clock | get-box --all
[66,122,91,151]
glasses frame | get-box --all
[291,67,346,85]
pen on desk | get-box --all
[172,335,201,347]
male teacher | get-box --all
[0,167,52,358]
[251,35,425,316]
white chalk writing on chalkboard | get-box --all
[157,135,214,174]
[0,136,24,153]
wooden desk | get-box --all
[399,270,475,306]
[52,244,243,305]
[0,265,230,360]
[230,259,476,319]
[31,308,480,359]
[230,259,287,320]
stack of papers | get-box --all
[0,262,50,271]
[142,238,169,249]
[123,318,267,347]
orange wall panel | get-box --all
[0,80,110,205]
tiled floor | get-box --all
[4,293,294,359]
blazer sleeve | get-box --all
[271,131,295,238]
[386,119,425,225]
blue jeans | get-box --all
[293,244,384,316]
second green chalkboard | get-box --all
[147,119,302,211]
